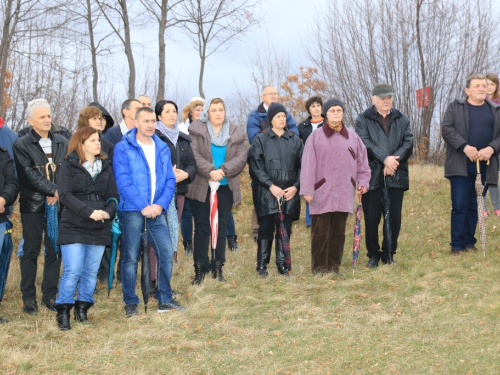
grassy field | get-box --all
[1,164,500,374]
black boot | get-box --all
[212,261,226,282]
[74,301,94,324]
[192,262,205,285]
[227,235,238,251]
[256,239,273,278]
[183,241,193,255]
[55,303,74,331]
[275,238,290,276]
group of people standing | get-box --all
[1,73,496,330]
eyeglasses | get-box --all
[263,92,278,96]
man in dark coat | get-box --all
[441,74,500,255]
[355,84,413,267]
[103,99,141,147]
[13,99,68,314]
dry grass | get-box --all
[1,164,500,374]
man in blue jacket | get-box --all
[246,85,298,145]
[113,107,186,316]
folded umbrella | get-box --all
[140,217,152,313]
[209,181,220,269]
[475,160,487,257]
[381,177,393,264]
[352,190,363,271]
[45,162,60,258]
[105,198,121,297]
[166,197,179,262]
[277,196,291,275]
[0,220,13,301]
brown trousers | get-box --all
[311,212,348,273]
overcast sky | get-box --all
[131,0,328,103]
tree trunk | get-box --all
[198,56,205,99]
[0,0,19,118]
[86,0,99,102]
[156,1,167,103]
[120,0,135,99]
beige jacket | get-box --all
[186,119,247,205]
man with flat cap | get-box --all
[355,84,414,268]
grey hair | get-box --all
[261,85,276,95]
[27,98,50,118]
[466,74,487,88]
[137,94,151,100]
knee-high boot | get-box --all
[275,238,290,276]
[256,239,272,277]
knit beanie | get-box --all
[323,98,345,115]
[267,102,287,124]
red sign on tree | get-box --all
[416,87,432,108]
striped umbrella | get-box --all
[209,181,220,265]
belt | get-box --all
[73,194,104,201]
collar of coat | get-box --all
[262,127,294,138]
[28,128,64,144]
[456,97,500,109]
[363,105,403,121]
[323,122,349,139]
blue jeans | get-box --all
[449,162,487,250]
[0,221,7,258]
[305,202,311,227]
[55,243,105,304]
[120,211,174,305]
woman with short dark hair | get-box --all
[54,127,118,330]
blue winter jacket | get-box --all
[246,102,298,144]
[113,127,175,213]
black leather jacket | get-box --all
[13,129,69,214]
[0,147,19,223]
[355,106,413,191]
[248,128,303,220]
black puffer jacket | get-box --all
[13,129,68,214]
[355,106,413,191]
[0,147,19,223]
[57,152,119,246]
[248,129,303,220]
[155,129,197,196]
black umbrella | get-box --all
[140,217,152,313]
[0,220,13,301]
[381,176,393,264]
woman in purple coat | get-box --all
[300,99,371,276]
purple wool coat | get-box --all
[300,125,371,215]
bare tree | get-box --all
[96,0,136,98]
[178,0,261,98]
[306,0,499,160]
[139,0,184,103]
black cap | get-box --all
[323,98,345,115]
[267,102,287,124]
[372,84,395,97]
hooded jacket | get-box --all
[13,129,69,214]
[248,128,303,220]
[0,148,19,223]
[57,152,118,246]
[89,102,115,133]
[113,127,175,213]
[186,97,247,206]
[247,102,298,144]
[355,106,413,190]
[441,98,500,185]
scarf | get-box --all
[207,120,230,146]
[82,158,102,180]
[323,121,349,139]
[157,121,179,146]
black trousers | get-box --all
[191,185,233,269]
[362,187,405,259]
[257,213,293,241]
[20,212,61,302]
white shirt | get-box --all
[137,140,156,204]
